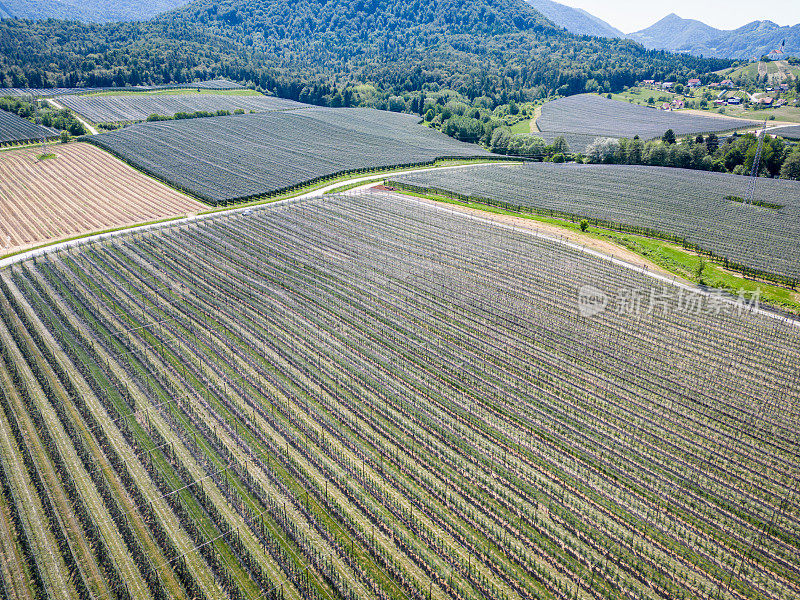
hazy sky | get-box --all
[556,1,800,33]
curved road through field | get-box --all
[46,99,99,135]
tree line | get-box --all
[585,130,800,180]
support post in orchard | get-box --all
[745,119,768,205]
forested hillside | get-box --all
[0,0,191,23]
[0,0,731,103]
[526,0,622,38]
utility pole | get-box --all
[31,93,46,155]
[745,119,768,204]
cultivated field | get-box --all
[89,108,493,204]
[0,191,797,600]
[389,162,800,283]
[0,143,202,254]
[772,125,800,139]
[57,93,307,123]
[0,109,58,145]
[537,94,758,140]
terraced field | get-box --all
[537,94,758,141]
[0,191,797,600]
[389,162,800,284]
[89,108,493,204]
[58,94,309,124]
[0,109,57,145]
[0,143,202,254]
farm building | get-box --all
[687,78,702,87]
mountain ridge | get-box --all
[525,0,622,38]
[628,13,800,59]
[0,0,731,101]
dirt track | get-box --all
[374,188,680,280]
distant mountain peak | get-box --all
[627,13,800,59]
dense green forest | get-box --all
[0,0,731,105]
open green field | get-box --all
[508,118,533,134]
[720,63,760,79]
[607,88,677,106]
[83,88,262,98]
[0,191,798,600]
[718,61,800,81]
[721,105,800,123]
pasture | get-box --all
[0,191,797,600]
[389,162,800,283]
[537,94,758,140]
[89,108,493,204]
[58,93,310,124]
[0,143,202,254]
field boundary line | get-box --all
[5,161,798,330]
[0,162,510,270]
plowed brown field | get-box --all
[0,142,203,255]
